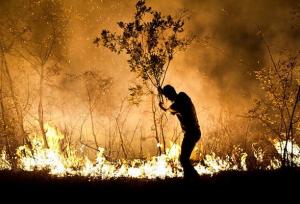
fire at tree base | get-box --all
[0,124,299,179]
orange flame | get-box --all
[1,124,299,178]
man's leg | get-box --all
[180,135,199,178]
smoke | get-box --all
[63,0,300,100]
[1,0,300,156]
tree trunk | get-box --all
[285,85,300,166]
[116,118,127,159]
[38,64,49,148]
[0,48,27,145]
[86,87,99,149]
[159,114,166,154]
[151,95,161,155]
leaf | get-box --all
[93,37,100,45]
[117,21,125,28]
[96,0,194,88]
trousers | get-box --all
[179,128,201,178]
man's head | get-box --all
[162,84,177,101]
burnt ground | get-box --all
[0,168,299,202]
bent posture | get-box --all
[158,85,201,179]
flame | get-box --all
[1,124,299,178]
[0,149,11,170]
[272,139,300,167]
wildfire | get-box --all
[273,139,300,167]
[0,149,11,170]
[0,124,299,178]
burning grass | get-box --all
[1,123,300,179]
[1,124,249,178]
[0,124,299,202]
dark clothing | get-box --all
[169,92,200,133]
[180,128,201,179]
[169,92,201,179]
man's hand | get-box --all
[157,86,163,95]
[159,101,167,111]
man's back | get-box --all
[170,92,200,132]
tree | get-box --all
[95,0,194,97]
[79,71,112,150]
[248,34,300,167]
[18,0,69,148]
[0,1,30,162]
[95,0,194,155]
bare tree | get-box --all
[95,0,195,155]
[114,98,131,159]
[248,33,300,167]
[66,70,113,154]
[17,0,69,148]
[0,6,30,158]
[82,71,112,150]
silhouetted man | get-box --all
[158,85,201,179]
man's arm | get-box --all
[169,103,178,115]
[159,102,178,115]
[159,102,168,111]
[158,86,167,111]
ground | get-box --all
[0,168,299,202]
